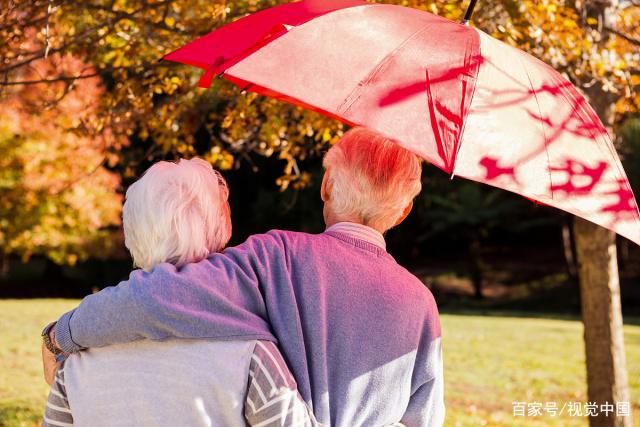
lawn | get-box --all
[0,300,638,426]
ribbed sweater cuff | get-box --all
[55,309,84,353]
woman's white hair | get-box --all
[323,127,422,232]
[123,157,231,271]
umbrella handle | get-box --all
[462,0,479,25]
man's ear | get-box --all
[394,201,414,227]
[321,170,331,202]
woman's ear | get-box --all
[321,169,331,202]
[394,201,414,227]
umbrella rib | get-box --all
[521,58,553,200]
[449,32,481,178]
[337,24,432,116]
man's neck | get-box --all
[324,221,387,250]
[324,216,385,234]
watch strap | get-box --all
[42,321,62,355]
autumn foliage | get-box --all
[0,34,122,268]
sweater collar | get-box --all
[324,222,386,251]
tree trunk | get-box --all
[574,1,632,424]
[574,218,631,427]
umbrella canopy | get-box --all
[164,0,640,245]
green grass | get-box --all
[0,300,79,426]
[0,300,638,426]
[442,312,640,426]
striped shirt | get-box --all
[42,340,319,427]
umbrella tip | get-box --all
[462,0,479,25]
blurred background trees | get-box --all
[0,40,122,277]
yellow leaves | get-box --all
[292,172,312,190]
[164,17,176,27]
[443,4,456,13]
[105,34,128,49]
[103,46,132,68]
[0,118,122,265]
[562,19,577,30]
[66,253,79,266]
[221,114,234,129]
[204,146,234,170]
[276,158,310,192]
[151,74,184,95]
[322,129,333,143]
[0,34,125,264]
[613,58,628,72]
[175,142,194,155]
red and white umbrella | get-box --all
[165,0,640,245]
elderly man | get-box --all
[44,127,444,426]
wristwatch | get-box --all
[42,321,62,355]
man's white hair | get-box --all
[123,157,231,271]
[323,127,422,232]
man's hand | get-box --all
[42,341,58,386]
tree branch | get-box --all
[1,61,167,87]
[0,0,174,74]
[604,26,640,46]
[0,72,100,86]
[0,24,106,74]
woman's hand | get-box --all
[42,341,58,386]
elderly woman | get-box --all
[41,158,317,426]
[45,127,444,426]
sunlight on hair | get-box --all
[323,127,422,232]
[123,158,231,271]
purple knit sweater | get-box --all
[55,229,444,426]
